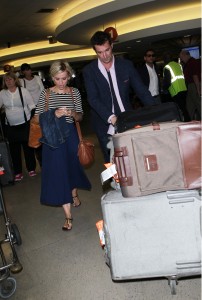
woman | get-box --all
[35,60,91,231]
[0,72,37,181]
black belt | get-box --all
[153,95,159,98]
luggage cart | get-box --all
[0,184,23,298]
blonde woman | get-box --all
[0,72,36,181]
[35,60,91,230]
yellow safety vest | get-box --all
[164,62,187,97]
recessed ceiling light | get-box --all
[136,40,141,43]
[183,35,191,37]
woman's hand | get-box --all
[55,108,71,118]
[55,108,82,121]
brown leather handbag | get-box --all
[75,121,95,167]
[28,89,50,148]
[28,116,42,148]
[70,87,95,167]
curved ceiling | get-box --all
[0,0,200,75]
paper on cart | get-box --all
[100,163,117,184]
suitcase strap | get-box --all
[114,147,133,186]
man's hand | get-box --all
[110,115,117,126]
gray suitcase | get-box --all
[101,189,201,295]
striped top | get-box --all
[35,87,83,123]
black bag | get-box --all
[116,102,183,133]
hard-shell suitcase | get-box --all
[0,121,14,186]
[101,189,201,295]
[116,102,183,133]
[0,140,14,186]
[112,121,201,197]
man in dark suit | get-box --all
[138,49,161,104]
[83,31,155,162]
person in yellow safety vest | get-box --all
[163,52,190,122]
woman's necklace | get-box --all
[53,87,70,94]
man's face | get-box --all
[144,51,156,64]
[179,52,186,63]
[94,41,113,65]
[22,68,32,77]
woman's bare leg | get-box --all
[62,203,72,230]
[72,188,81,207]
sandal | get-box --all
[72,195,81,207]
[62,218,73,231]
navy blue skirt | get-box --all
[40,123,91,206]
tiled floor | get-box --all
[0,125,201,300]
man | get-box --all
[138,49,161,104]
[179,50,201,120]
[163,52,190,122]
[83,31,155,162]
[20,63,44,105]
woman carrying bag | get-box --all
[35,60,91,231]
[0,72,36,181]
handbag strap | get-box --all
[18,87,28,122]
[75,121,83,142]
[45,88,50,111]
[69,87,83,142]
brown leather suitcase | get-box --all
[112,121,201,197]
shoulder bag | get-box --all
[28,89,49,148]
[70,88,95,167]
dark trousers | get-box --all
[9,141,36,175]
[172,91,191,122]
[35,146,42,167]
[5,123,36,175]
[96,132,111,163]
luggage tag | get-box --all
[100,163,117,184]
[100,163,120,190]
[0,166,4,175]
[96,220,105,247]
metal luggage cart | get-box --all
[0,185,23,299]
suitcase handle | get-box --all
[167,190,200,199]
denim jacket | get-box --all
[39,109,70,148]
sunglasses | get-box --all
[146,54,155,57]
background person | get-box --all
[163,52,190,122]
[83,31,155,163]
[19,63,44,166]
[138,49,161,104]
[35,60,91,231]
[0,72,36,181]
[179,50,201,120]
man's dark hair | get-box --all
[90,31,112,50]
[21,63,31,71]
[163,51,173,64]
[144,49,155,56]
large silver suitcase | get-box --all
[101,189,201,295]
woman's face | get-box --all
[52,71,69,91]
[4,76,16,89]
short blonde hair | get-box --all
[50,60,74,78]
[2,72,21,90]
